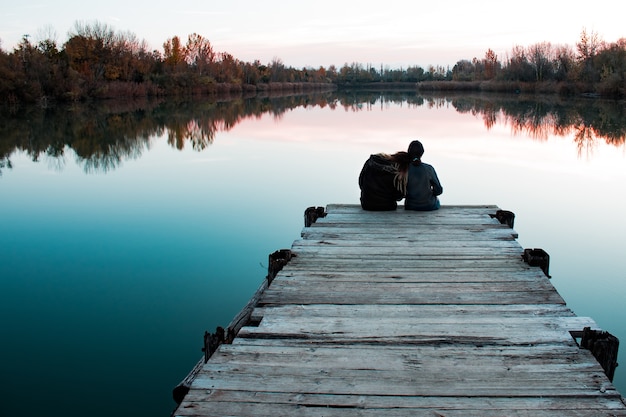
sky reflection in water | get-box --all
[1,97,625,416]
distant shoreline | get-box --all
[2,80,622,113]
[335,80,610,97]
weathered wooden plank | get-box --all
[223,340,588,359]
[313,210,502,222]
[177,402,626,417]
[311,219,504,228]
[178,392,626,417]
[275,269,548,283]
[282,258,538,272]
[262,281,560,301]
[265,279,557,292]
[320,204,502,219]
[291,238,523,249]
[189,361,613,397]
[290,246,524,258]
[239,315,595,345]
[249,303,577,320]
[301,228,519,240]
[258,284,565,305]
[258,292,564,305]
[202,343,609,391]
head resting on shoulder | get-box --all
[407,140,424,163]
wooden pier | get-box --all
[173,204,624,416]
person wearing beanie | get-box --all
[405,140,443,211]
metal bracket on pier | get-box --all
[522,248,551,278]
[304,206,327,227]
[490,209,515,228]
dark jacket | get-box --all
[358,154,404,211]
[405,162,443,211]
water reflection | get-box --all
[445,94,626,154]
[1,92,625,175]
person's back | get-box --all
[359,153,405,211]
[404,140,443,211]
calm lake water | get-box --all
[1,92,625,416]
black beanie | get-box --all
[408,140,424,158]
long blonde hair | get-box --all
[387,151,411,195]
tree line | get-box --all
[1,22,624,105]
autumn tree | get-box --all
[483,48,499,79]
[337,62,377,83]
[184,33,215,76]
[1,37,35,101]
[527,42,554,81]
[241,60,262,85]
[577,28,603,61]
[594,38,626,96]
[312,66,328,82]
[64,21,116,83]
[576,28,604,82]
[270,57,286,82]
[162,36,185,72]
[106,30,152,82]
[502,45,535,81]
[326,64,338,83]
[216,52,242,83]
[471,58,483,80]
[553,45,576,81]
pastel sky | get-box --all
[1,0,623,69]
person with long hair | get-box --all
[405,140,443,211]
[358,151,411,211]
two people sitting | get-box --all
[359,140,443,211]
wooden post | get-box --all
[202,326,225,363]
[490,209,515,228]
[304,206,326,227]
[267,249,292,284]
[522,248,551,278]
[581,327,620,381]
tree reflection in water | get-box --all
[1,92,625,175]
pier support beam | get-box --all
[304,206,326,227]
[267,249,292,283]
[490,209,515,228]
[581,327,620,382]
[522,248,551,278]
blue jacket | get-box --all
[405,162,443,211]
